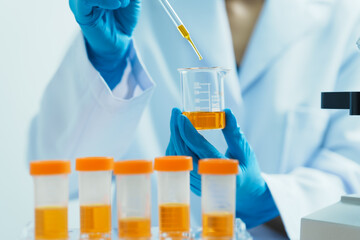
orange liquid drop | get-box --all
[118,217,151,238]
[35,206,68,239]
[202,212,234,238]
[159,203,190,235]
[182,112,226,130]
[80,205,111,237]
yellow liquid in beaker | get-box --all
[183,111,226,130]
[35,206,68,239]
[159,203,190,234]
[202,212,234,238]
[118,217,151,238]
[80,204,111,237]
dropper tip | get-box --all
[187,37,203,61]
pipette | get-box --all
[158,0,203,60]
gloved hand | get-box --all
[166,108,280,228]
[70,0,141,89]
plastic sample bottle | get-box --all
[76,157,114,238]
[114,160,153,239]
[154,156,193,238]
[198,159,239,239]
[30,160,71,240]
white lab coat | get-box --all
[28,0,360,239]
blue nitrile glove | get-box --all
[166,108,280,228]
[166,108,226,196]
[70,0,140,89]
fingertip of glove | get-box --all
[178,114,191,129]
[224,108,233,116]
[172,108,182,116]
[170,109,181,134]
[178,114,204,147]
[224,108,238,130]
[177,114,193,138]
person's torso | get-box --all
[122,0,359,227]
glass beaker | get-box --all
[179,67,230,130]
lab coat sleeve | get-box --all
[27,33,155,196]
[262,28,360,240]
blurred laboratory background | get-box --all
[0,0,78,237]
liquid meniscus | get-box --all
[80,204,111,237]
[159,203,190,234]
[35,206,68,239]
[183,111,226,130]
[118,217,151,238]
[202,212,234,238]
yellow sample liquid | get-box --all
[177,24,203,60]
[80,204,111,237]
[202,212,234,238]
[183,111,226,130]
[159,203,190,234]
[35,206,68,239]
[118,217,151,238]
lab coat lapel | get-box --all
[239,0,327,93]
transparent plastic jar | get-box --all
[198,159,239,239]
[154,156,193,238]
[76,157,114,238]
[30,160,71,240]
[114,160,153,239]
